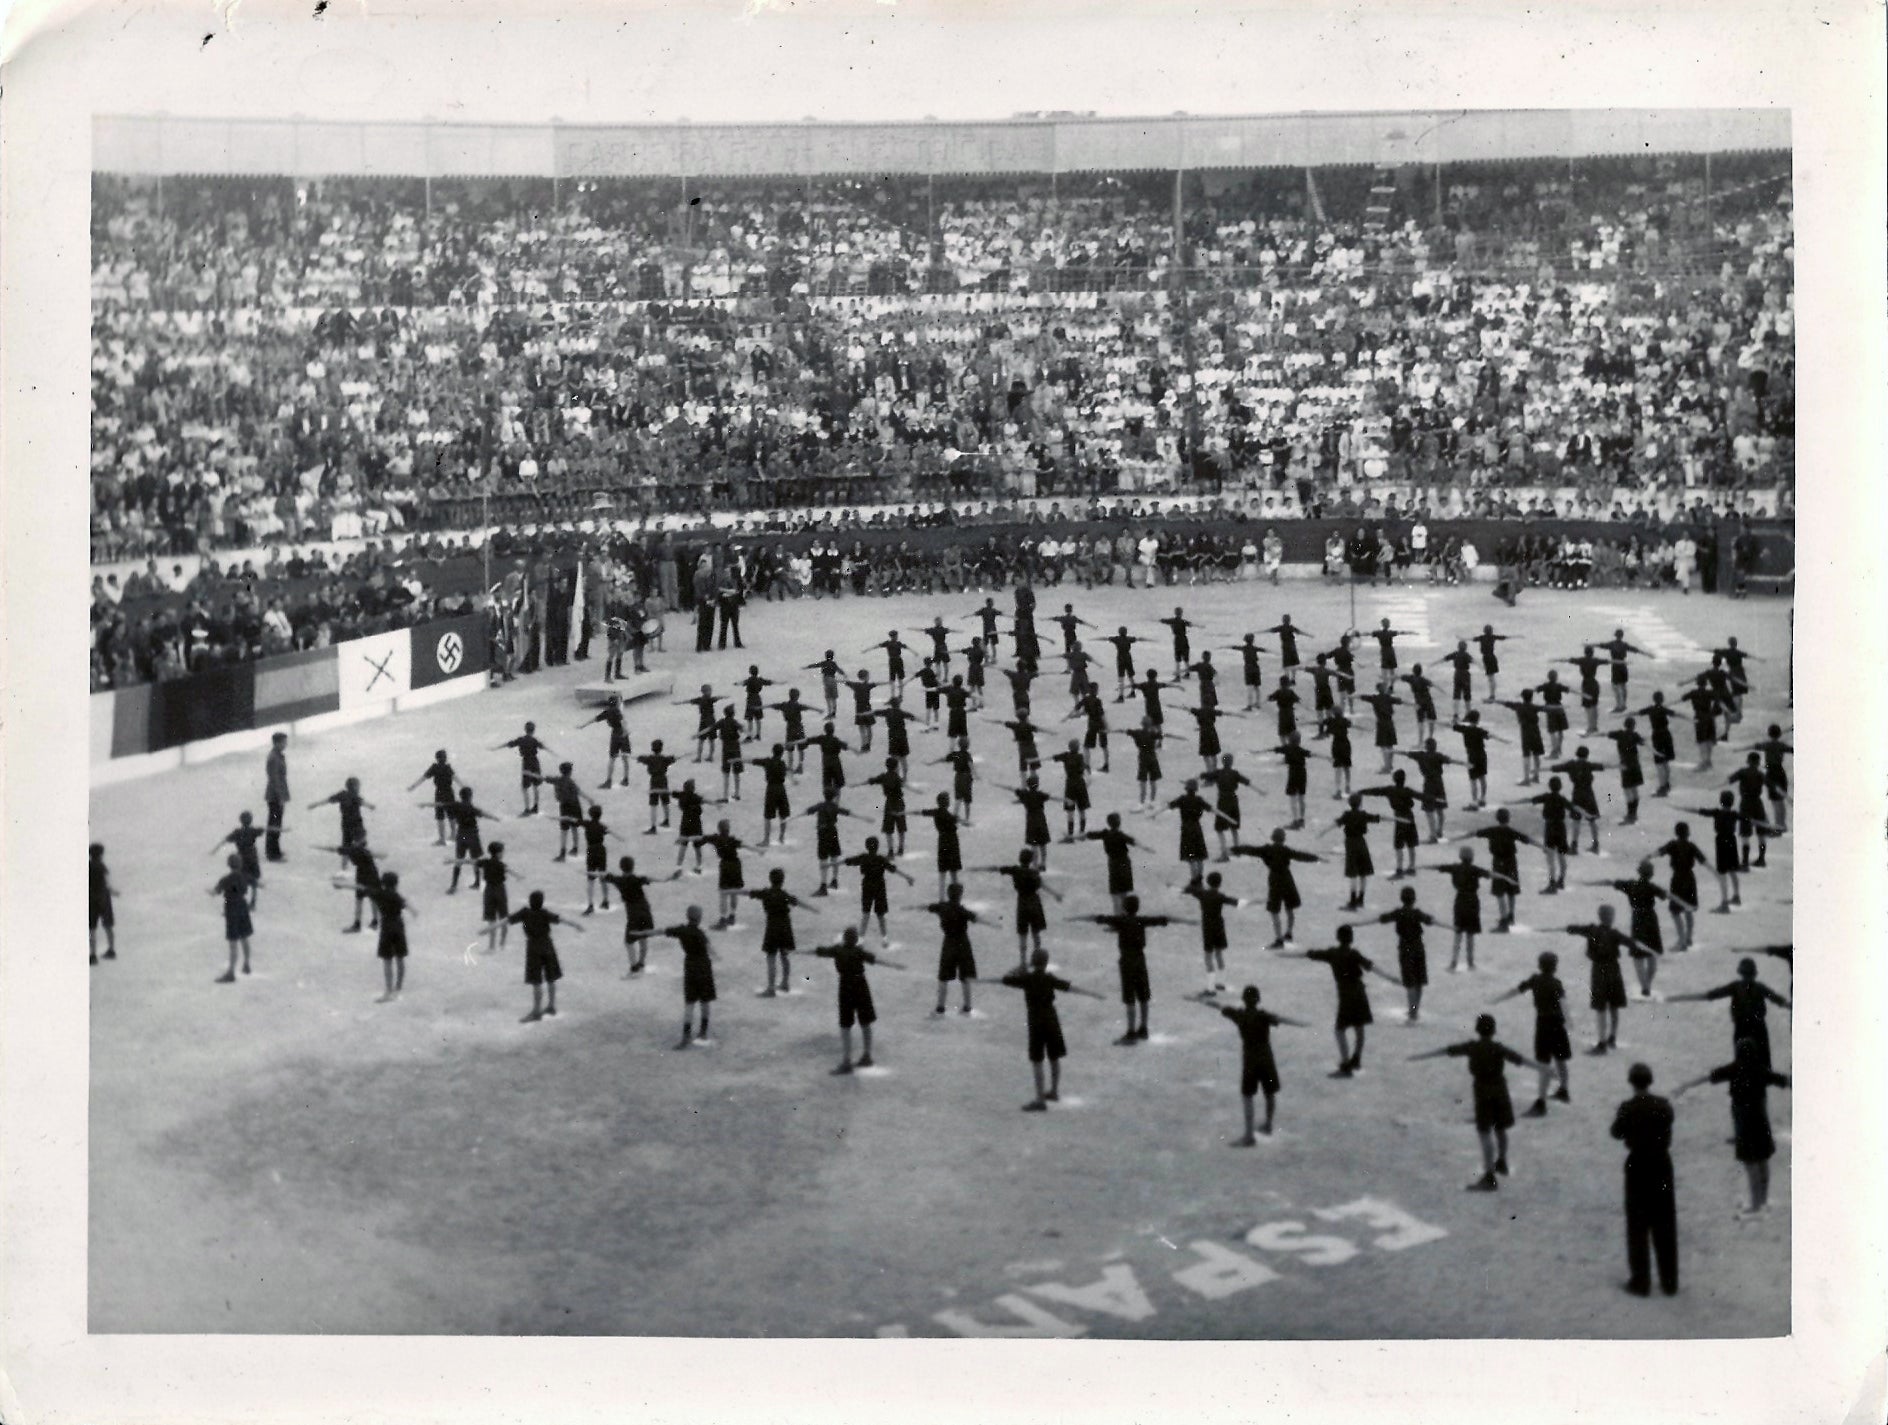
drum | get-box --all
[641,615,665,639]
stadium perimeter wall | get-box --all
[91,614,490,786]
[93,109,1791,179]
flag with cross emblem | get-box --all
[339,629,413,709]
[409,614,490,689]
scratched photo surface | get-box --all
[86,114,1794,1338]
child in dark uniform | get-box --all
[407,751,458,846]
[1668,957,1792,1073]
[1412,1013,1528,1191]
[209,853,256,983]
[602,855,658,976]
[508,889,583,1023]
[1673,1037,1791,1216]
[310,777,375,865]
[628,905,717,1047]
[1492,951,1574,1115]
[1350,886,1437,1023]
[924,883,981,1015]
[363,871,413,1002]
[212,812,267,907]
[994,948,1104,1111]
[747,867,810,997]
[89,842,117,964]
[476,843,510,954]
[1208,985,1305,1142]
[444,788,497,895]
[579,806,616,913]
[1291,926,1401,1077]
[1655,823,1707,950]
[1182,872,1242,997]
[673,779,708,874]
[811,927,904,1074]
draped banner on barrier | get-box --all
[92,616,490,767]
[409,614,487,689]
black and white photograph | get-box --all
[3,1,1883,1421]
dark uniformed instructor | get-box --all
[1610,1062,1679,1297]
[264,731,290,862]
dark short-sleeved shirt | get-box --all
[1518,972,1567,1020]
[508,905,562,948]
[1002,968,1071,1020]
[1446,1038,1526,1085]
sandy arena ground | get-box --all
[89,574,1792,1337]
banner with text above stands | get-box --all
[337,628,414,710]
[409,614,489,690]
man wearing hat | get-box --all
[1610,1062,1679,1297]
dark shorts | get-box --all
[937,940,977,982]
[882,811,908,836]
[1534,1016,1572,1064]
[483,884,509,921]
[817,830,842,861]
[761,926,795,955]
[649,790,671,807]
[1454,898,1482,934]
[1017,899,1047,935]
[1590,959,1628,1010]
[1241,1054,1281,1098]
[1620,764,1644,790]
[1065,785,1091,812]
[1544,823,1570,854]
[90,899,114,930]
[1118,952,1152,1005]
[1474,1082,1517,1133]
[526,942,563,986]
[377,927,408,961]
[1027,1013,1068,1064]
[586,846,608,874]
[718,863,745,891]
[610,733,632,757]
[1393,821,1419,851]
[838,977,877,1029]
[1335,983,1373,1029]
[1545,708,1569,733]
[764,788,792,820]
[861,886,889,918]
[1106,864,1134,897]
[1266,883,1301,913]
[224,906,254,941]
[683,957,717,1005]
[1398,945,1428,989]
[1179,829,1207,862]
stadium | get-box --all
[86,108,1794,1339]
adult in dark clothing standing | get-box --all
[264,731,290,862]
[716,575,746,650]
[1610,1062,1679,1296]
[694,585,717,653]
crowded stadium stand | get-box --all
[89,110,1793,688]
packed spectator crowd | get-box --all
[90,153,1794,564]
